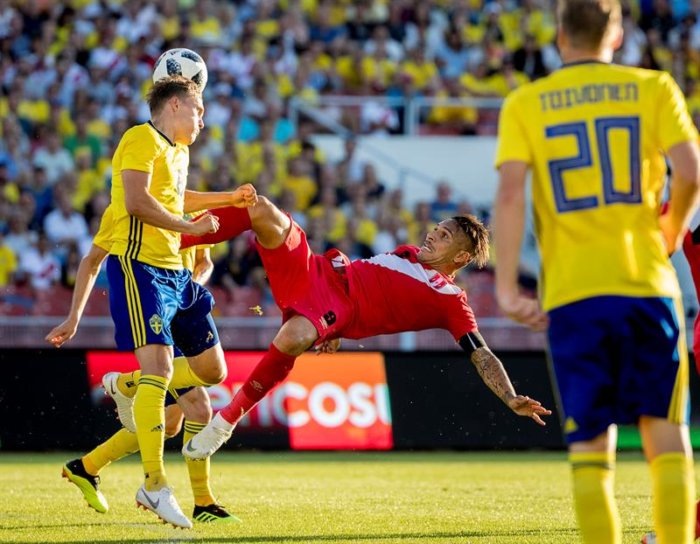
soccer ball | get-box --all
[152,48,208,91]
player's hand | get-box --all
[506,394,552,426]
[315,338,341,354]
[230,184,257,208]
[188,213,220,236]
[45,319,78,348]
[497,290,548,332]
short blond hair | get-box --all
[147,76,200,114]
[558,0,622,50]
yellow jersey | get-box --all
[109,122,189,269]
[495,62,699,311]
[94,205,197,273]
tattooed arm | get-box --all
[459,332,551,426]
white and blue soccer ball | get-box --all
[152,48,208,91]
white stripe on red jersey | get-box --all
[342,245,478,341]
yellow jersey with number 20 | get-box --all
[109,122,189,269]
[495,62,699,311]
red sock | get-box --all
[181,206,252,249]
[695,499,700,539]
[219,344,296,425]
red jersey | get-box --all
[342,245,478,341]
[683,228,700,294]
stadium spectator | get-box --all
[18,232,60,292]
[429,181,459,223]
[32,132,74,185]
[5,212,37,257]
[43,194,89,250]
[512,34,548,80]
[435,28,471,80]
[639,0,676,43]
[0,231,18,287]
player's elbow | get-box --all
[83,247,107,273]
[669,141,700,187]
[124,198,144,217]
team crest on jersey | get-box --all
[429,273,447,290]
[149,314,163,335]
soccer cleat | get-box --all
[193,503,241,523]
[102,371,136,432]
[135,485,192,529]
[61,458,109,513]
[182,412,234,460]
[640,532,656,544]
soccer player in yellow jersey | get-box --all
[47,205,237,523]
[104,76,256,527]
[493,0,700,542]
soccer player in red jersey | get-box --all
[178,197,552,459]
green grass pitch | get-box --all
[0,451,667,543]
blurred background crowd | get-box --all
[0,0,699,317]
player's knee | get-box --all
[196,359,226,385]
[164,406,184,437]
[190,347,227,385]
[180,388,212,423]
[275,326,317,357]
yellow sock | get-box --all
[117,358,210,398]
[569,451,621,544]
[134,374,169,490]
[116,371,140,398]
[170,356,212,388]
[184,420,215,506]
[650,452,695,544]
[82,429,139,475]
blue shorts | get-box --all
[107,255,218,355]
[548,295,689,444]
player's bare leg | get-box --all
[247,195,292,249]
[186,343,227,385]
[183,315,318,459]
[180,196,290,250]
[568,426,621,544]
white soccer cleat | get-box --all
[182,412,234,460]
[640,532,656,544]
[135,485,192,529]
[102,372,136,432]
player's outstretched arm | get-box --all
[460,332,551,426]
[45,244,108,348]
[183,183,257,213]
[123,169,219,235]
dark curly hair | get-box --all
[452,214,490,268]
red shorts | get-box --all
[255,221,355,342]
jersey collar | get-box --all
[560,59,609,69]
[147,121,176,147]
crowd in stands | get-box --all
[0,0,699,318]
